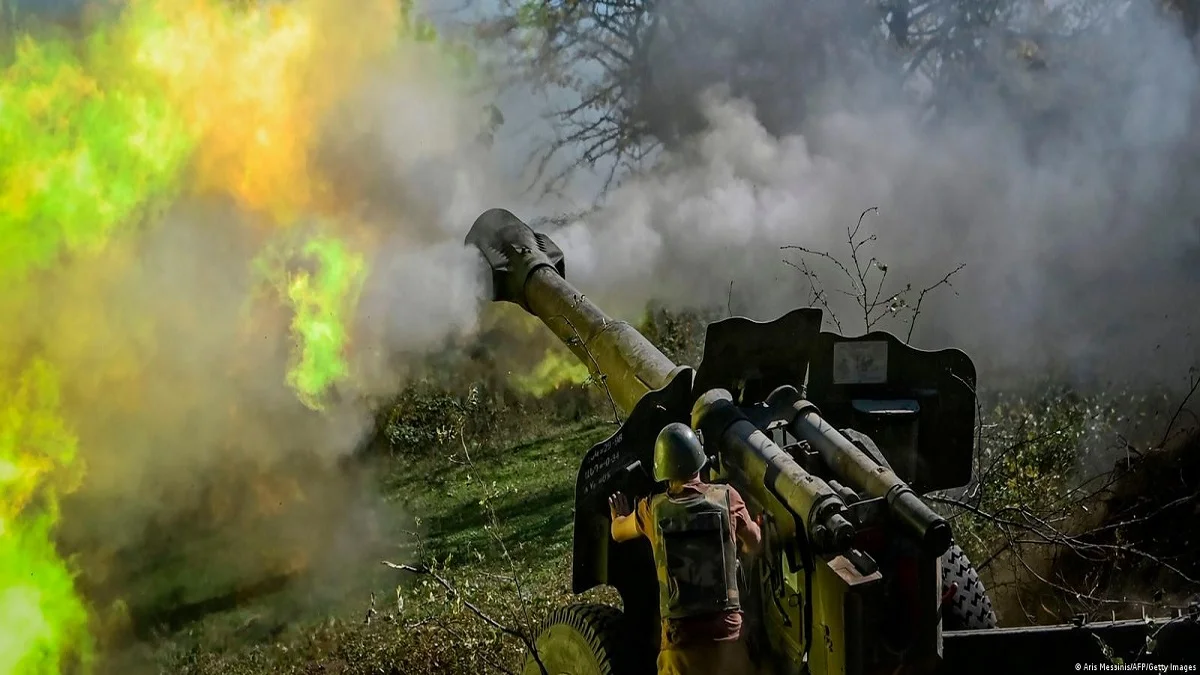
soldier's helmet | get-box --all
[652,423,708,482]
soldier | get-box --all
[608,422,763,675]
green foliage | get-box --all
[938,382,1177,574]
[948,387,1086,556]
[397,0,481,84]
[538,383,608,423]
[142,608,530,674]
[137,560,588,675]
[388,421,612,568]
[515,0,552,30]
[374,305,724,459]
[512,1,582,38]
[380,376,610,458]
[636,303,722,366]
[111,374,1195,672]
[382,383,483,452]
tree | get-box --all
[475,0,1195,197]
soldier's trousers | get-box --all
[656,638,758,675]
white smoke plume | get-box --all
[522,0,1200,388]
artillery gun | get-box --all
[464,208,1200,674]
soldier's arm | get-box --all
[611,512,640,542]
[727,488,762,555]
[609,492,644,542]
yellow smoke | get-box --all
[512,346,592,397]
[122,0,401,221]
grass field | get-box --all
[101,417,618,675]
[87,374,1199,675]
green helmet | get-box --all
[653,423,708,482]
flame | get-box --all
[0,0,471,671]
[0,361,92,675]
[0,32,194,282]
[120,0,402,221]
[253,228,368,411]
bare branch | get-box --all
[1158,369,1199,450]
[385,431,552,675]
[455,431,550,675]
[846,207,882,329]
[781,207,965,339]
[781,258,843,332]
[906,262,966,342]
[383,561,524,641]
[780,244,857,291]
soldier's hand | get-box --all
[608,492,632,519]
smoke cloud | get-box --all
[1,0,523,664]
[540,0,1200,387]
[9,0,1200,667]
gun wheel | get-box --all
[941,543,999,630]
[521,603,624,675]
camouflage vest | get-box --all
[648,484,741,620]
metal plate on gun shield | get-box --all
[808,331,978,493]
[693,308,824,404]
[832,341,889,385]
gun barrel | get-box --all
[788,399,951,557]
[693,389,856,552]
[467,209,859,552]
[465,208,682,414]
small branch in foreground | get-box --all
[457,429,548,675]
[364,592,377,625]
[780,244,857,292]
[781,207,963,339]
[1158,368,1199,450]
[383,561,517,637]
[384,558,547,675]
[781,258,843,332]
[384,417,553,674]
[847,207,881,329]
[906,263,966,343]
[382,561,522,675]
[930,485,1200,599]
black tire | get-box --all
[941,544,999,630]
[522,603,625,675]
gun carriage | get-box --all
[464,208,1200,675]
